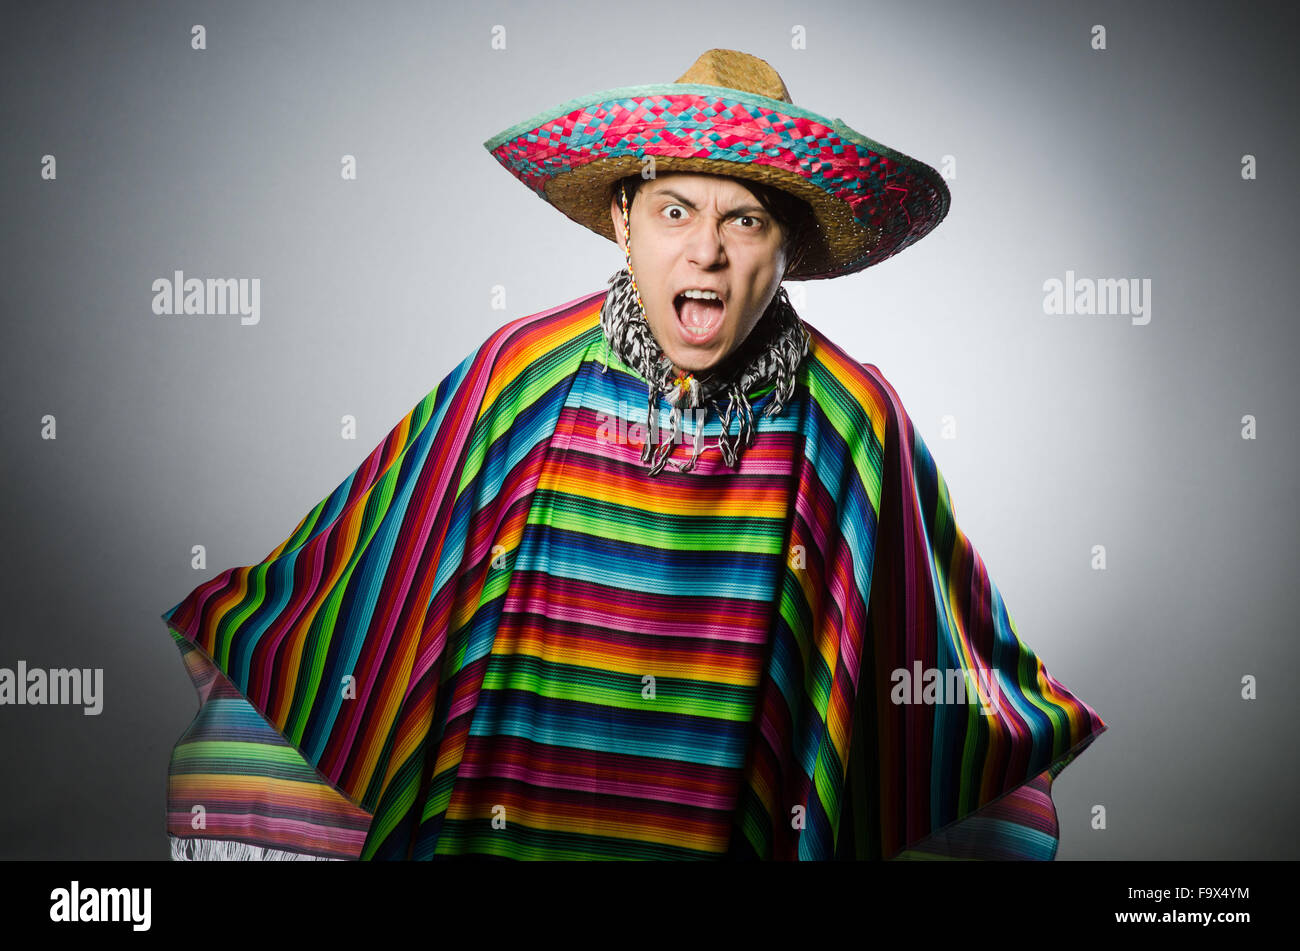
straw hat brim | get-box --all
[484,82,950,281]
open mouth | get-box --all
[673,292,726,342]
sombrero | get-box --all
[482,48,950,281]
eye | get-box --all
[735,215,763,230]
[660,203,688,221]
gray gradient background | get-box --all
[1,0,1295,860]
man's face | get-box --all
[609,172,788,376]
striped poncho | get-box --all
[163,288,1106,860]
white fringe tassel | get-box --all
[169,833,341,861]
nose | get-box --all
[682,216,728,268]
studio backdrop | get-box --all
[1,0,1296,859]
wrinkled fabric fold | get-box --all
[165,626,370,859]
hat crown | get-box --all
[673,48,792,103]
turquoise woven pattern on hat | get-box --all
[486,90,948,271]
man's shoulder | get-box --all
[477,288,606,365]
[801,318,907,429]
[440,289,605,409]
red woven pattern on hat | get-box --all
[488,93,944,263]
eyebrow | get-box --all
[648,188,767,217]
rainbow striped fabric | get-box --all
[163,288,1106,860]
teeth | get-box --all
[681,289,721,300]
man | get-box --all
[164,49,1105,860]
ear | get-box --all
[610,193,628,254]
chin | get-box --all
[668,346,724,375]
